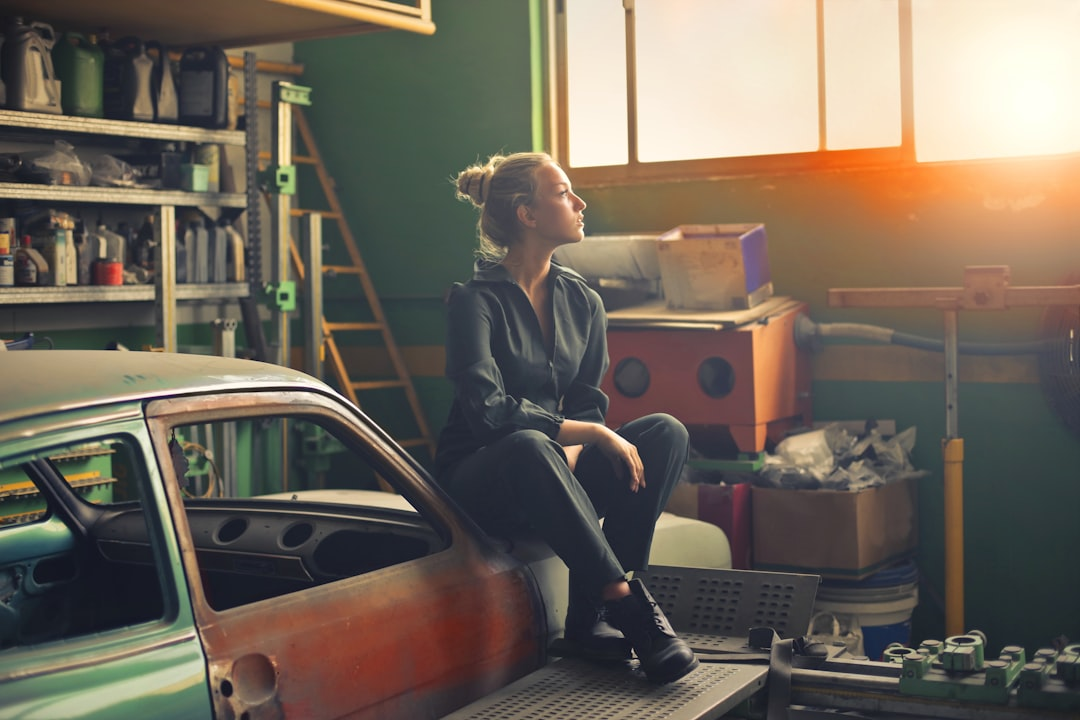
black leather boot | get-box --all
[563,601,633,661]
[606,579,699,683]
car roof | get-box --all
[0,350,332,424]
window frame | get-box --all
[547,0,919,186]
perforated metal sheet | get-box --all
[441,658,767,720]
[637,565,820,648]
[443,566,820,719]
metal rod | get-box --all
[155,205,177,352]
[271,81,294,368]
[301,213,324,380]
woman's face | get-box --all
[522,162,587,247]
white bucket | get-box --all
[811,561,919,660]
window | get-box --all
[162,410,447,612]
[552,0,1080,184]
[0,435,165,650]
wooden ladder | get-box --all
[263,107,436,462]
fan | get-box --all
[1038,272,1080,440]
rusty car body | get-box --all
[0,350,550,719]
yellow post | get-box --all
[942,437,965,636]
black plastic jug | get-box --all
[178,46,229,129]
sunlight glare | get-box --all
[914,0,1080,162]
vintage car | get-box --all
[0,350,731,719]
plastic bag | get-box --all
[808,611,863,656]
[19,140,91,186]
[90,154,145,187]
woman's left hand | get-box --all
[594,428,645,492]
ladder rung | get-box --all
[256,150,316,162]
[326,321,383,332]
[351,379,407,391]
[324,265,366,276]
[290,208,342,220]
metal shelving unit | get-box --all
[0,283,249,305]
[0,98,254,351]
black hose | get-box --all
[795,315,1060,356]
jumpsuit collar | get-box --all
[471,258,585,284]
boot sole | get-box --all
[644,655,700,684]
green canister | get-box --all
[52,32,104,117]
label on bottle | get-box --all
[0,255,13,286]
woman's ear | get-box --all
[516,203,536,228]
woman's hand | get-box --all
[557,419,644,492]
[594,427,645,492]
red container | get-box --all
[93,259,123,285]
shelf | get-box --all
[0,0,434,48]
[0,109,246,145]
[0,183,247,208]
[0,283,250,305]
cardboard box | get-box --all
[656,223,773,311]
[751,477,918,579]
[666,481,752,569]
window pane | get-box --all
[824,0,901,150]
[635,0,819,161]
[0,435,165,651]
[171,415,445,612]
[567,0,628,167]
[913,0,1080,162]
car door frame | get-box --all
[0,409,213,720]
[146,388,547,720]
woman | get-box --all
[435,152,697,684]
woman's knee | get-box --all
[626,413,689,450]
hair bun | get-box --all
[456,155,504,206]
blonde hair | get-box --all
[454,152,553,261]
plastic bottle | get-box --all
[100,35,154,121]
[52,32,105,117]
[184,219,209,283]
[126,39,155,122]
[42,227,67,286]
[73,220,92,285]
[146,40,178,123]
[224,221,245,282]
[14,235,44,286]
[178,46,229,128]
[96,223,125,267]
[133,214,157,273]
[209,220,227,282]
[2,18,63,114]
[64,224,77,286]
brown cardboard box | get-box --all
[656,223,773,311]
[751,477,918,579]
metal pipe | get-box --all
[155,205,177,352]
[301,213,324,381]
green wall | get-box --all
[297,1,1080,654]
